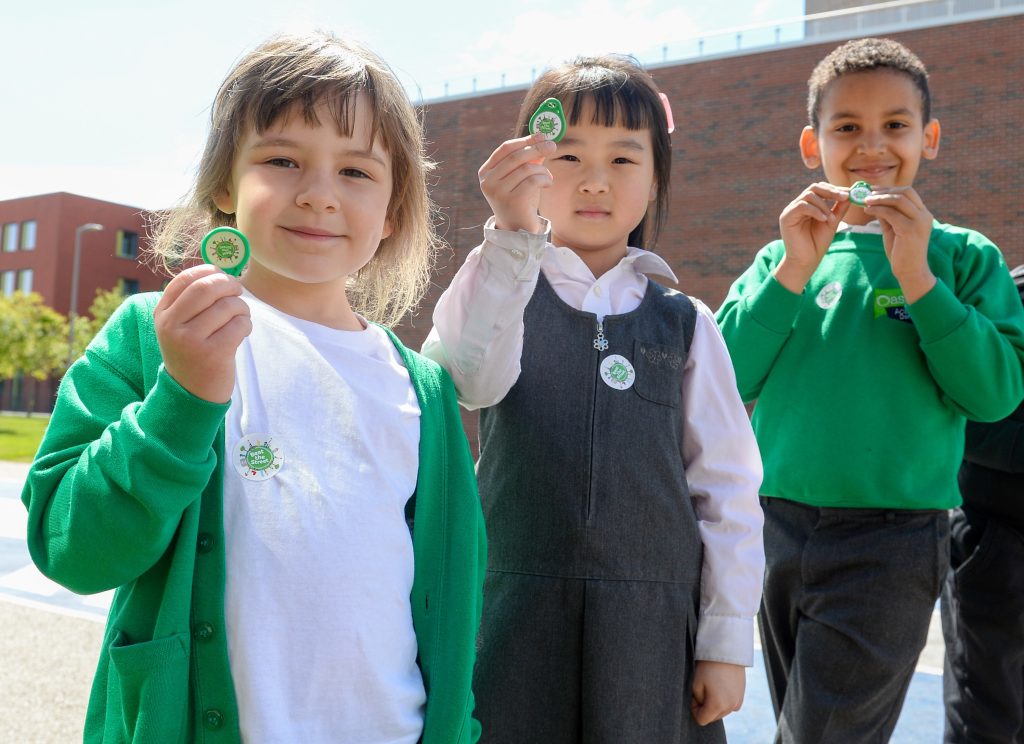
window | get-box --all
[20,220,36,250]
[1,270,15,296]
[122,278,139,295]
[17,269,33,293]
[115,230,139,259]
[2,223,17,252]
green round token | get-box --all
[848,181,873,206]
[529,98,567,143]
[201,227,250,276]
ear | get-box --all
[381,216,394,242]
[799,126,820,169]
[213,185,236,215]
[648,176,658,203]
[922,118,941,161]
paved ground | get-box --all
[1,460,947,742]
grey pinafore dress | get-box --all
[474,273,725,743]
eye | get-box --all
[340,167,371,179]
[886,121,909,130]
[556,154,580,162]
[612,157,636,165]
[835,123,857,133]
[265,157,297,168]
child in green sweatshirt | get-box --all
[716,37,1024,743]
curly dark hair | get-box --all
[807,37,931,130]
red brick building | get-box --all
[0,192,165,412]
[404,10,1024,443]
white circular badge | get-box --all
[234,433,284,482]
[600,354,636,391]
[816,281,843,309]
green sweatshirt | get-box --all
[22,294,486,744]
[716,221,1024,509]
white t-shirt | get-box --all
[223,291,425,743]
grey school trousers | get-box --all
[759,497,949,744]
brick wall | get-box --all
[404,15,1023,445]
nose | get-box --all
[296,169,339,212]
[857,129,887,154]
[578,163,609,194]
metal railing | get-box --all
[410,0,1023,103]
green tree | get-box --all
[0,292,69,414]
[86,281,129,337]
[0,283,129,414]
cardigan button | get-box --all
[194,621,215,642]
[204,709,224,730]
[197,533,214,554]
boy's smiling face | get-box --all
[800,69,940,208]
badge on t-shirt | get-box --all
[234,434,284,481]
[600,354,636,391]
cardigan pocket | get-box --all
[104,630,190,743]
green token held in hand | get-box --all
[201,227,250,276]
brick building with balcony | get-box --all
[0,192,165,412]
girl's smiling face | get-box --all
[214,93,393,324]
[539,100,657,278]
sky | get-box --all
[2,0,804,211]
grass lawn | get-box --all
[0,414,49,462]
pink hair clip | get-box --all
[659,92,675,134]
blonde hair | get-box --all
[148,31,441,327]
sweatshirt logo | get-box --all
[234,434,284,481]
[874,289,912,323]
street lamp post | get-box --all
[66,223,104,368]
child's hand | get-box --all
[863,186,937,303]
[775,182,850,294]
[154,264,252,403]
[478,133,557,234]
[691,660,746,726]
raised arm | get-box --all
[23,266,248,593]
[22,297,229,594]
[421,134,555,409]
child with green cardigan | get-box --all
[23,31,485,744]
